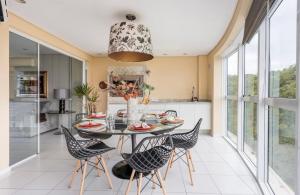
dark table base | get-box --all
[112,160,150,180]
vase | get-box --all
[127,98,139,125]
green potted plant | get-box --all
[74,84,99,114]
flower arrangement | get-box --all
[99,75,154,104]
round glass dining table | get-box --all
[73,118,183,179]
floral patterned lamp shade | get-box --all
[108,14,153,62]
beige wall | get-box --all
[88,56,209,111]
[208,0,252,136]
[198,56,209,99]
[0,22,10,171]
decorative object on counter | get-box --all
[191,86,198,102]
[54,89,70,113]
[108,14,153,62]
[74,84,99,115]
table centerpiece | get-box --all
[99,77,154,125]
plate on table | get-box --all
[78,121,104,128]
[129,123,155,131]
[88,113,106,119]
[161,118,184,125]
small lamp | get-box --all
[54,89,70,113]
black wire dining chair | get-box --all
[151,109,179,136]
[122,134,174,195]
[163,118,203,186]
[165,110,178,117]
[61,126,114,195]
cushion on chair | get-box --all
[87,141,113,151]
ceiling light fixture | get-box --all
[108,14,153,62]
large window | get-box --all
[243,33,259,165]
[226,51,238,144]
[223,1,298,194]
[268,0,297,194]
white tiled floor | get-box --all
[0,132,263,195]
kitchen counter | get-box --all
[107,100,211,131]
[109,99,211,104]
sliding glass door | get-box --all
[242,33,259,165]
[226,51,239,145]
[9,33,85,166]
[9,32,39,165]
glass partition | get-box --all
[9,34,84,165]
[9,32,39,165]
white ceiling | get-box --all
[7,0,237,56]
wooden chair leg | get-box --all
[186,152,194,186]
[188,150,195,172]
[80,160,88,195]
[169,150,175,168]
[100,157,113,189]
[116,135,122,149]
[151,171,156,189]
[164,150,174,180]
[68,160,81,188]
[156,170,167,195]
[120,136,124,152]
[95,157,102,177]
[125,170,135,195]
[137,173,143,195]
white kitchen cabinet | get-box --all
[179,104,196,129]
[107,101,212,131]
[194,102,211,130]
